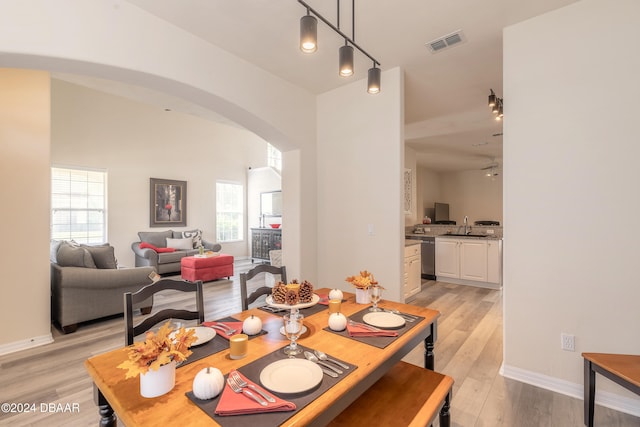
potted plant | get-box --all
[118,321,197,398]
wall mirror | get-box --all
[260,191,282,217]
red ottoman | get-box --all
[181,254,234,282]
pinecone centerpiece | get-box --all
[271,279,315,305]
[299,280,314,303]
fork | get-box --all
[347,319,382,332]
[230,371,276,403]
[226,377,268,406]
[208,323,236,335]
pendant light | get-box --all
[339,42,354,77]
[297,0,381,93]
[367,64,381,94]
[300,12,317,53]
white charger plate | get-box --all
[170,326,216,347]
[259,359,323,394]
[265,293,320,310]
[362,312,406,329]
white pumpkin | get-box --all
[192,367,224,400]
[242,315,263,336]
[328,312,347,331]
[329,288,344,301]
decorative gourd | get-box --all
[328,312,347,331]
[242,315,262,336]
[192,367,224,400]
[329,288,343,301]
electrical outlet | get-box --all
[561,333,575,351]
[424,228,430,232]
[486,229,495,234]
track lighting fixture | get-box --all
[300,12,318,53]
[339,42,354,77]
[298,0,381,94]
[488,89,503,120]
[367,64,381,94]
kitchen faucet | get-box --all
[464,216,469,235]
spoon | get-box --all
[313,350,350,370]
[303,351,340,377]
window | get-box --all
[216,181,243,242]
[51,167,107,243]
[267,143,282,172]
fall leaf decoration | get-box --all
[345,270,380,290]
[117,321,197,379]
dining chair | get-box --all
[240,264,287,311]
[124,278,204,346]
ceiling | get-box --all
[59,0,579,172]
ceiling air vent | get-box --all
[426,30,466,53]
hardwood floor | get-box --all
[1,263,638,426]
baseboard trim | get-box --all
[0,333,54,356]
[501,363,640,418]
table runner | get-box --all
[181,317,268,367]
[186,345,356,427]
[323,307,424,349]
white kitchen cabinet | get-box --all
[435,239,459,279]
[435,237,502,289]
[404,243,422,300]
[487,239,502,284]
[460,240,488,281]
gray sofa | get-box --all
[131,229,222,275]
[51,241,155,333]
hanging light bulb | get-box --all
[488,89,497,107]
[300,12,317,53]
[339,42,354,77]
[367,64,381,94]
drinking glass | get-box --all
[369,285,383,312]
[282,312,304,357]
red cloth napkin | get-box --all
[317,294,329,305]
[201,322,243,340]
[214,371,296,416]
[346,323,398,337]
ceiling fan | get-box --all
[480,161,500,177]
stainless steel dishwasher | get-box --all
[421,236,436,280]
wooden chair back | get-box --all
[124,278,204,346]
[240,264,287,311]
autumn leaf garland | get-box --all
[118,321,198,379]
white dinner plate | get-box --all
[279,325,308,336]
[362,312,406,329]
[259,359,323,394]
[265,293,320,310]
[171,326,216,347]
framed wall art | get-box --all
[404,169,412,214]
[150,178,187,227]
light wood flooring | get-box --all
[0,260,638,426]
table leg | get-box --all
[584,359,595,427]
[424,323,436,370]
[93,385,116,427]
[439,391,451,427]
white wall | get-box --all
[51,80,268,264]
[317,68,405,302]
[440,169,503,225]
[0,69,53,353]
[503,0,640,413]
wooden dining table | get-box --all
[84,288,440,426]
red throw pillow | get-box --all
[139,242,175,253]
